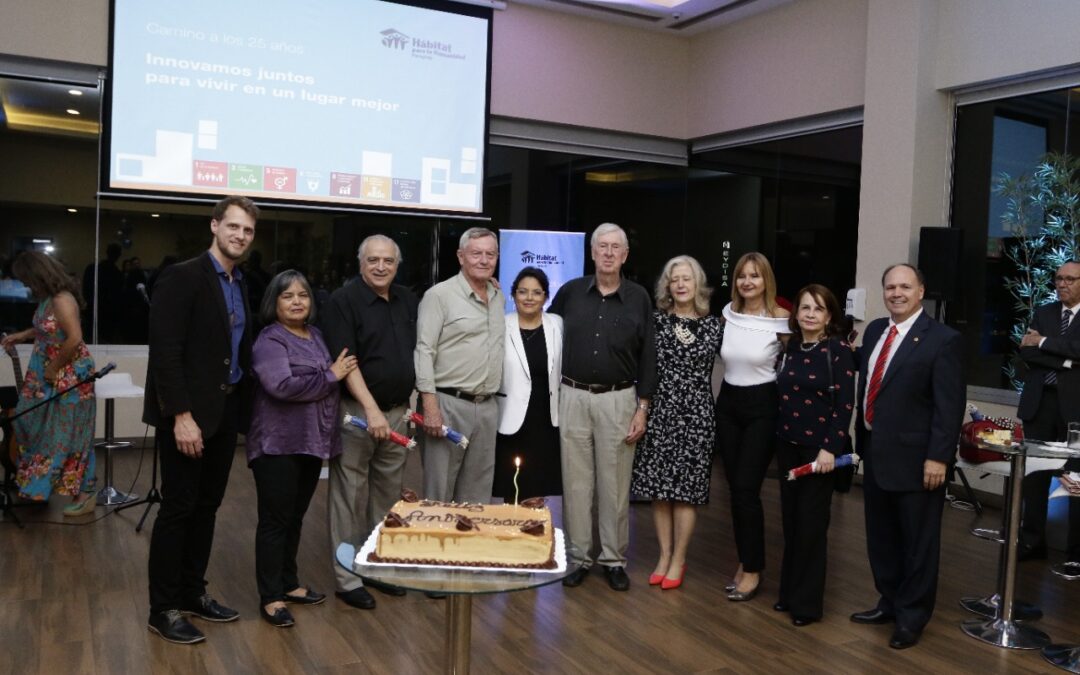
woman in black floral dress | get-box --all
[632,255,722,590]
[773,284,855,626]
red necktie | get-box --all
[865,325,898,425]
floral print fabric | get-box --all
[14,298,96,500]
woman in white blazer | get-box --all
[494,267,564,500]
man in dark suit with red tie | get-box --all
[849,263,965,649]
[1016,261,1080,567]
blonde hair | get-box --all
[655,255,711,316]
[731,252,781,316]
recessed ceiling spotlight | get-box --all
[151,213,160,218]
[67,208,78,213]
[66,108,80,115]
[44,245,56,253]
[68,89,83,96]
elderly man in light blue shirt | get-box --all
[414,227,505,503]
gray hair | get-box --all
[261,269,316,325]
[591,222,628,249]
[458,227,498,251]
[655,255,712,316]
[357,234,403,263]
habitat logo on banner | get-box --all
[499,230,586,314]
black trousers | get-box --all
[252,453,323,604]
[716,381,777,573]
[776,441,835,619]
[1020,388,1080,558]
[863,456,945,633]
[148,394,238,615]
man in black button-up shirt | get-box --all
[549,223,656,591]
[320,235,418,609]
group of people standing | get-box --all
[0,193,969,653]
[631,252,964,650]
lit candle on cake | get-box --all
[513,456,522,507]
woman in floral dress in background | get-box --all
[1,251,97,515]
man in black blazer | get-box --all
[1016,261,1080,565]
[849,264,965,649]
[144,196,258,644]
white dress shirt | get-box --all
[863,308,923,429]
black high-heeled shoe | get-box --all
[726,585,759,602]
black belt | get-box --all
[560,376,634,394]
[378,400,408,412]
[436,387,494,403]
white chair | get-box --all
[93,373,144,506]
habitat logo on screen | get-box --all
[378,27,466,61]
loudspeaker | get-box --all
[917,227,962,302]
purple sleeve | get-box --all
[252,329,338,403]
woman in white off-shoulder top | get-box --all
[715,252,791,602]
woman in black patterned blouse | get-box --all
[773,284,855,626]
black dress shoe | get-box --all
[1017,544,1048,561]
[336,587,376,610]
[148,609,206,644]
[181,594,239,622]
[889,626,920,649]
[365,578,407,597]
[604,566,630,591]
[792,616,818,627]
[260,605,295,628]
[850,608,894,625]
[773,601,789,612]
[284,588,326,605]
[562,566,590,588]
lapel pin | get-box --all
[914,337,920,343]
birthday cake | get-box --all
[978,428,1014,446]
[368,489,556,569]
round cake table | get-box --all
[335,541,580,674]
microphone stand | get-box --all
[1,363,117,528]
[114,431,160,532]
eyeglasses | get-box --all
[1055,275,1080,285]
[515,288,545,298]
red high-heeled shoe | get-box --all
[649,572,665,586]
[661,565,687,590]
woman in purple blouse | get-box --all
[248,270,357,628]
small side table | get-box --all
[93,373,144,506]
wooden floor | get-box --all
[2,444,1078,675]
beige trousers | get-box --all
[329,399,410,592]
[558,385,638,568]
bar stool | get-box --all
[94,373,144,506]
[958,455,1066,622]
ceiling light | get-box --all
[66,108,80,115]
[44,245,56,253]
[151,213,160,218]
[67,208,77,213]
[68,89,83,96]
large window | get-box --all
[689,126,863,311]
[950,87,1080,389]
